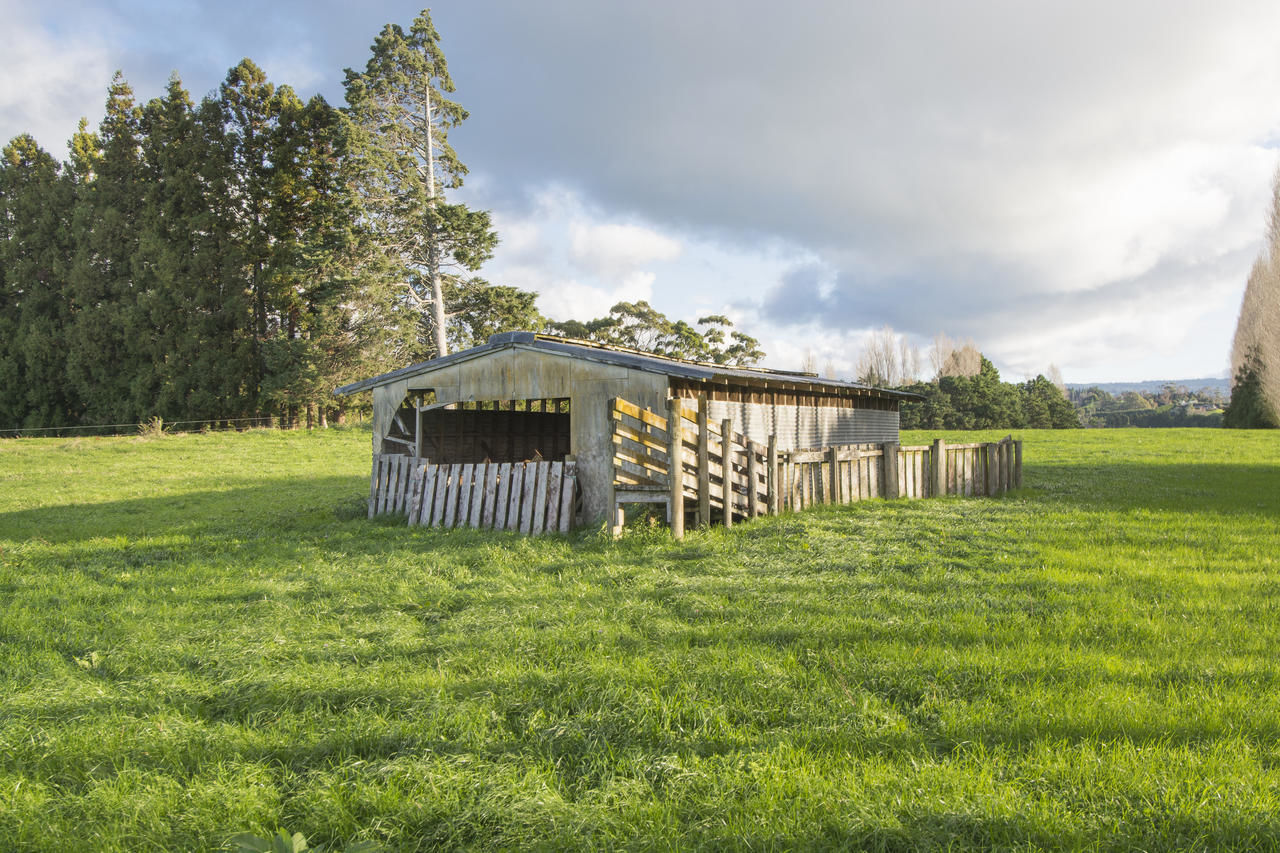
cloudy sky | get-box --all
[4,0,1279,382]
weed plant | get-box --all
[1,426,1278,850]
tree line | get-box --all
[849,327,1079,430]
[0,10,766,432]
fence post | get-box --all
[721,417,734,528]
[667,398,685,539]
[828,445,841,504]
[767,433,779,515]
[882,442,899,499]
[983,444,994,496]
[697,395,711,527]
[1015,439,1023,489]
[746,440,759,519]
[931,439,945,498]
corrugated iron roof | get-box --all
[334,331,920,400]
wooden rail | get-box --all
[610,396,1021,538]
[369,454,577,534]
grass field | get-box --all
[1,426,1279,851]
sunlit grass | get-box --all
[1,426,1278,850]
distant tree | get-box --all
[930,332,981,379]
[546,301,764,365]
[1224,346,1278,428]
[856,326,920,387]
[344,8,498,359]
[1020,375,1079,428]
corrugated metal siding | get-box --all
[706,401,899,450]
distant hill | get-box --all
[1067,377,1230,395]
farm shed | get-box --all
[334,331,916,526]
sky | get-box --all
[4,1,1280,383]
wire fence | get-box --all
[0,415,366,439]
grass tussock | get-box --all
[1,426,1278,851]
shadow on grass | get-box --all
[0,475,370,544]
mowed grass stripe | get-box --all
[0,427,1278,851]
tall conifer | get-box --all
[344,9,497,359]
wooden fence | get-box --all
[368,453,577,534]
[610,396,1021,538]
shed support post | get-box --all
[414,392,424,460]
[667,398,685,539]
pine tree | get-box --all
[66,73,146,423]
[344,8,498,359]
[0,135,80,427]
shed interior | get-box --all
[382,393,572,464]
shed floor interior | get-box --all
[385,398,570,464]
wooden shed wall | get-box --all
[373,346,668,523]
[706,399,899,450]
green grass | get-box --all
[1,426,1278,851]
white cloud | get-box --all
[569,222,682,279]
[0,6,114,155]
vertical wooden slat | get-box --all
[697,395,710,527]
[375,456,389,516]
[982,444,992,496]
[481,463,499,528]
[381,458,396,512]
[668,399,686,538]
[469,462,486,528]
[931,440,945,498]
[519,462,538,534]
[431,464,451,527]
[827,446,840,504]
[507,462,525,530]
[383,456,396,515]
[368,455,382,519]
[545,461,563,533]
[746,443,759,518]
[417,465,438,526]
[721,417,734,527]
[559,459,577,532]
[459,463,477,527]
[397,456,411,512]
[532,461,550,533]
[406,461,425,525]
[443,464,464,527]
[494,462,512,530]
